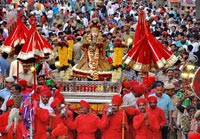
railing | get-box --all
[63,78,121,93]
[62,78,122,103]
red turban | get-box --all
[32,93,40,101]
[56,94,65,103]
[143,76,156,87]
[80,100,90,108]
[18,79,28,87]
[51,98,61,108]
[129,80,139,91]
[122,81,131,89]
[40,86,52,97]
[148,96,157,102]
[112,95,122,105]
[188,132,200,139]
[52,123,68,138]
[125,106,137,116]
[6,99,14,107]
[133,84,146,95]
[136,98,146,105]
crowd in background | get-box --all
[0,0,199,139]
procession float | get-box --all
[59,18,124,113]
[1,10,179,114]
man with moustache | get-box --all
[65,100,109,139]
[149,81,174,139]
[39,86,54,114]
[148,96,166,139]
[133,98,159,139]
[32,93,50,139]
[101,95,128,139]
[49,97,74,139]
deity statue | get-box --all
[72,18,112,80]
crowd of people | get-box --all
[0,0,200,139]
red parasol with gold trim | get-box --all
[17,24,54,91]
[124,10,177,72]
[1,18,29,54]
[17,24,54,63]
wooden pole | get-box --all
[17,61,19,82]
[33,63,36,92]
[122,109,125,139]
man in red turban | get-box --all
[123,83,146,107]
[6,108,27,139]
[32,93,50,139]
[101,95,128,139]
[133,98,159,139]
[122,82,146,138]
[121,81,131,97]
[123,105,140,139]
[39,86,54,113]
[49,98,74,139]
[147,96,166,139]
[143,75,156,97]
[0,99,14,139]
[18,79,32,95]
[65,100,109,139]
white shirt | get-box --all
[42,24,49,38]
[9,59,23,77]
[3,28,8,39]
[122,92,143,107]
[59,6,66,13]
[47,10,53,19]
[189,41,199,53]
[0,94,11,111]
[107,7,114,16]
[81,6,86,13]
[82,17,88,27]
[39,97,54,114]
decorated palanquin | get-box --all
[61,18,125,113]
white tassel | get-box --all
[6,108,19,132]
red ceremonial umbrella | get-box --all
[1,18,29,54]
[17,24,54,91]
[17,25,54,63]
[124,10,177,72]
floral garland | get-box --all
[113,39,126,67]
[57,45,69,67]
[67,34,74,63]
[67,39,74,61]
[88,45,99,80]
